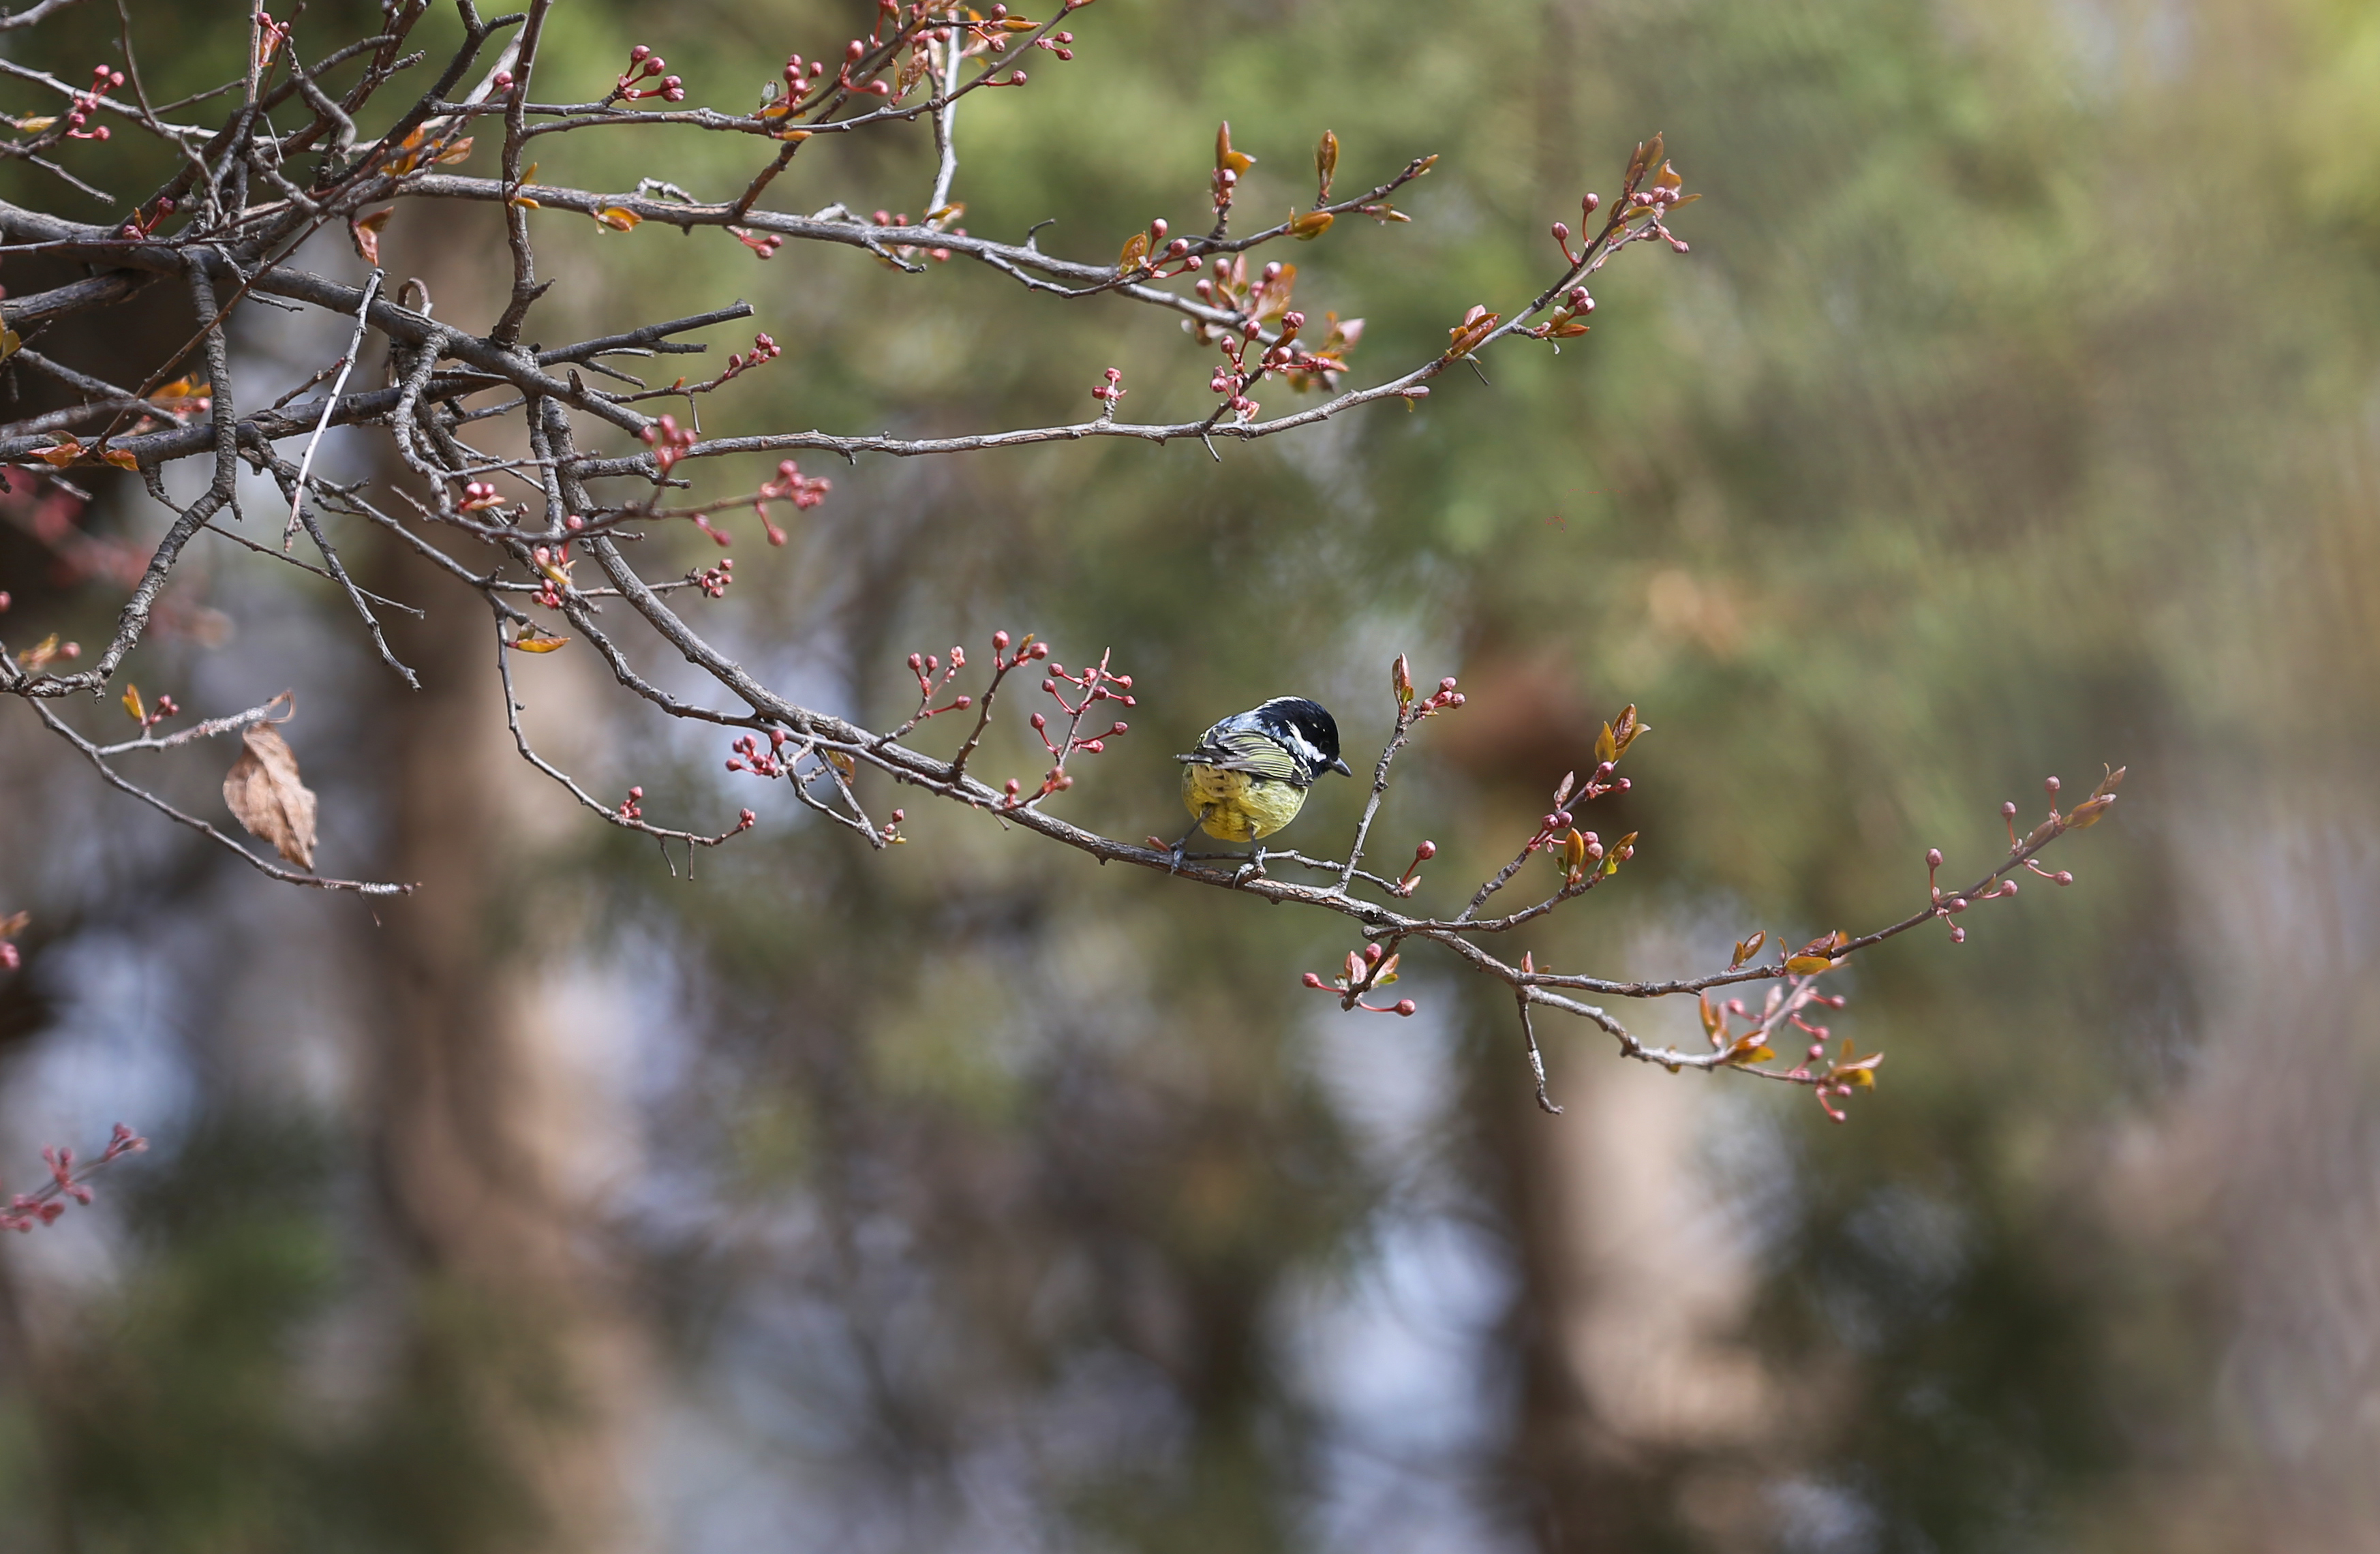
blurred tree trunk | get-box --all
[357,207,650,1554]
[1484,1018,1773,1553]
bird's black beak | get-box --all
[1329,757,1353,778]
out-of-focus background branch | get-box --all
[1,0,2375,1549]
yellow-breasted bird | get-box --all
[1172,696,1353,873]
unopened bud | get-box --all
[1394,999,1416,1017]
[1925,847,1942,867]
[2045,775,2061,795]
[1303,973,1326,988]
[1551,220,1570,242]
[1364,943,1384,963]
[2002,801,2018,817]
[993,630,1011,651]
[1416,840,1437,859]
[1581,192,1600,213]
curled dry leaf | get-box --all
[222,722,318,870]
[349,207,393,265]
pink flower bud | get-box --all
[1925,847,1942,867]
[1030,643,1049,658]
[2054,870,2073,885]
[1031,712,1046,729]
[1303,973,1326,988]
[993,630,1011,651]
[1082,740,1103,754]
[1551,221,1570,242]
[2045,775,2061,794]
[1394,999,1416,1017]
[1950,924,1966,943]
[2002,801,2019,817]
[1364,943,1384,963]
[1416,840,1437,859]
[1581,192,1600,213]
[628,787,643,799]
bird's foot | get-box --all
[1233,846,1268,886]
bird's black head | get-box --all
[1252,697,1352,778]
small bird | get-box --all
[1172,696,1353,874]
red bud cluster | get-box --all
[615,46,685,103]
[57,63,123,142]
[731,226,786,259]
[1302,941,1415,1015]
[725,728,795,778]
[0,1123,146,1233]
[641,414,699,476]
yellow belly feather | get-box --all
[1181,763,1309,842]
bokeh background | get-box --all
[3,0,2377,1548]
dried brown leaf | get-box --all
[222,722,318,870]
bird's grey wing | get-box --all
[1185,727,1307,782]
